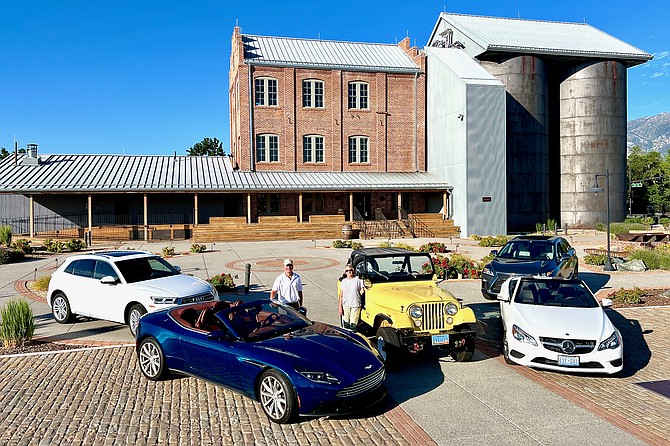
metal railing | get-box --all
[399,208,435,238]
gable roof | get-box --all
[242,34,421,73]
[0,154,451,193]
[429,13,652,65]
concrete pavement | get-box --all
[1,232,669,445]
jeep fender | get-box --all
[455,306,477,325]
[373,314,393,329]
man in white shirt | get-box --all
[270,258,303,310]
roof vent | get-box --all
[22,143,40,166]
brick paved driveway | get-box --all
[0,346,432,446]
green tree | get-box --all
[0,148,9,159]
[186,137,225,156]
[627,146,669,214]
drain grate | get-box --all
[636,380,670,399]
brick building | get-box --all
[228,28,452,225]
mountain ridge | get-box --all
[627,111,670,154]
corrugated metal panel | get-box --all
[243,35,420,72]
[0,154,451,193]
[438,13,652,62]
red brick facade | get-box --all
[229,27,433,222]
[229,27,426,174]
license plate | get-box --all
[432,334,449,345]
[558,355,580,367]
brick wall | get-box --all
[229,29,427,174]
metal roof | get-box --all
[0,154,451,193]
[425,47,504,86]
[243,34,421,73]
[429,13,652,64]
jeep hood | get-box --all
[370,281,458,306]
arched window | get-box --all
[256,134,279,162]
[302,79,324,108]
[348,136,369,163]
[303,135,325,163]
[255,77,278,106]
[348,81,368,110]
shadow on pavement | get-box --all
[580,271,614,294]
[605,309,652,378]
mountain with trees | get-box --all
[627,112,670,155]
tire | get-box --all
[52,292,73,324]
[451,337,475,362]
[137,337,168,380]
[258,369,297,424]
[128,304,147,337]
[376,327,400,367]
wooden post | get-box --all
[194,193,199,226]
[397,193,402,220]
[29,195,34,239]
[143,194,148,241]
[298,192,303,223]
[88,194,92,234]
[247,193,252,224]
[349,192,354,222]
[443,191,448,219]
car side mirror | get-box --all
[100,276,119,285]
[497,293,509,302]
[174,265,182,272]
[600,298,613,308]
[490,250,498,256]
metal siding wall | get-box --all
[466,84,507,236]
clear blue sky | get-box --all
[1,1,667,155]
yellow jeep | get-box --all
[342,247,477,366]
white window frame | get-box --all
[302,79,324,108]
[255,77,278,106]
[256,134,279,163]
[303,135,325,163]
[348,136,369,163]
[348,81,369,110]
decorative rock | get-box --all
[616,259,647,272]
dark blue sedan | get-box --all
[136,299,386,424]
[480,235,579,300]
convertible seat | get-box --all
[195,307,220,331]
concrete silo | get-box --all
[481,56,550,232]
[559,61,627,227]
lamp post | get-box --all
[590,169,614,271]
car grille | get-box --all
[419,303,448,330]
[539,337,596,354]
[491,273,513,293]
[181,292,214,304]
[336,367,385,398]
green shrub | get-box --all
[332,240,363,250]
[628,249,660,269]
[376,241,393,248]
[423,254,457,279]
[33,276,51,292]
[583,253,606,265]
[207,272,236,291]
[44,238,65,253]
[449,253,481,278]
[624,217,643,224]
[11,239,33,254]
[546,218,557,232]
[470,234,482,241]
[478,235,509,247]
[608,287,644,305]
[641,217,655,226]
[660,217,670,227]
[535,222,543,233]
[0,299,35,348]
[0,248,23,264]
[608,222,648,236]
[66,239,86,252]
[417,242,449,253]
[162,246,175,257]
[190,243,207,253]
[0,225,12,247]
[393,242,416,251]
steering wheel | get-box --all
[260,313,279,327]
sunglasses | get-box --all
[345,269,354,273]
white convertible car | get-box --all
[498,276,623,374]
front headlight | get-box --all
[151,296,178,304]
[444,303,458,316]
[409,305,423,318]
[298,371,341,385]
[512,324,537,346]
[538,271,551,277]
[598,331,620,351]
[482,267,493,276]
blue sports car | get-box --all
[136,299,387,424]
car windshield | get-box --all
[220,301,311,342]
[514,280,599,308]
[115,256,180,283]
[497,241,554,260]
[354,253,434,283]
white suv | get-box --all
[47,251,218,336]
